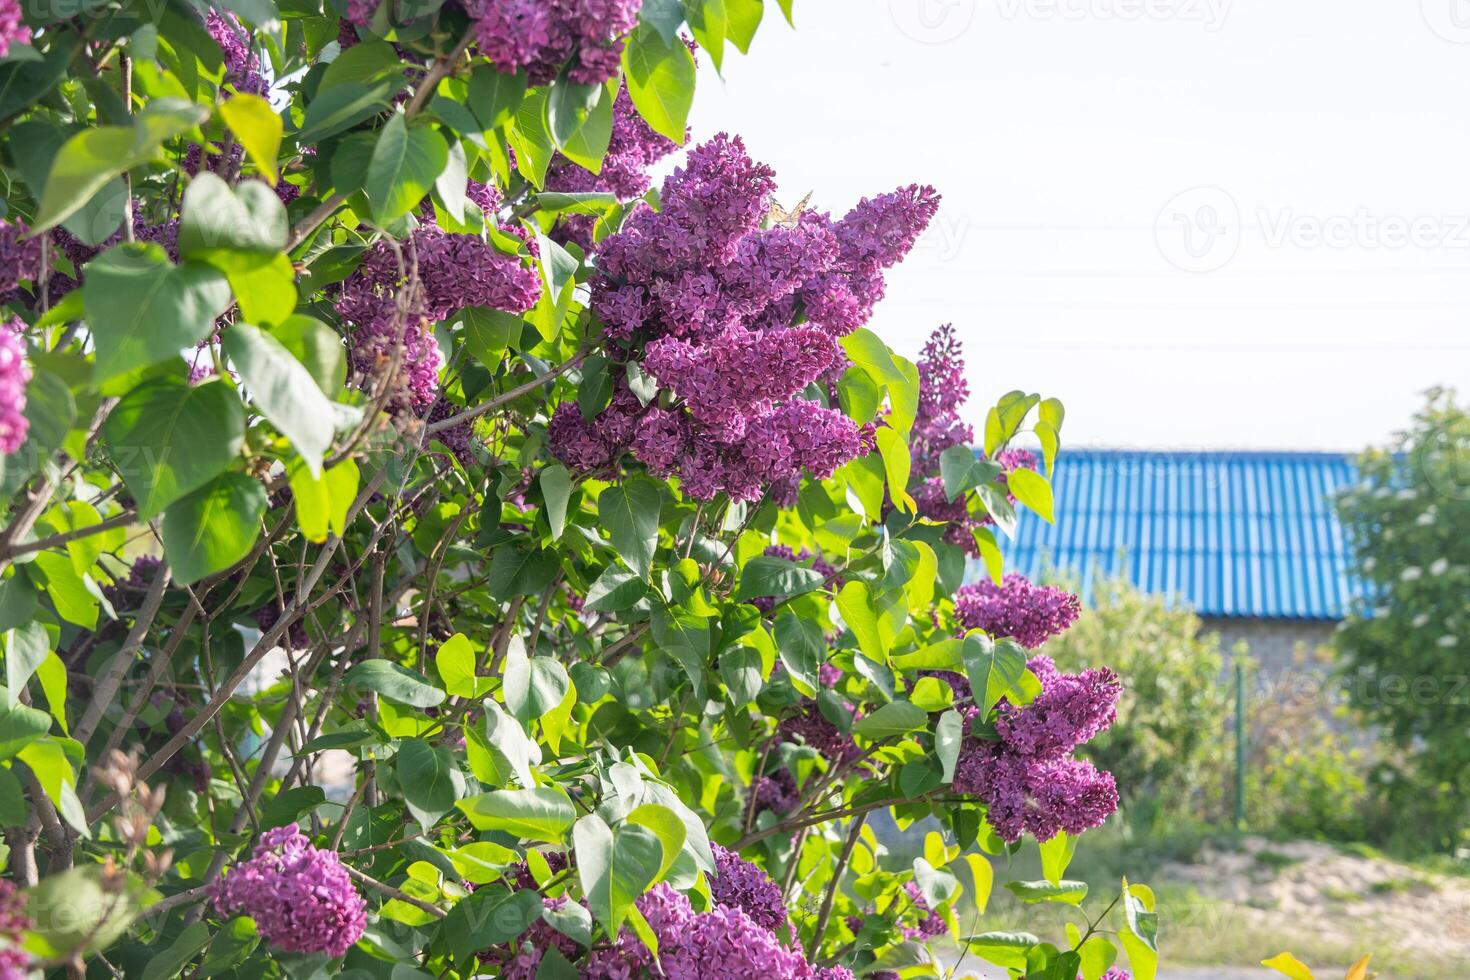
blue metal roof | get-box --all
[1000,450,1363,620]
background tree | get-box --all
[1336,386,1470,853]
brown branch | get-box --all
[74,560,170,746]
[425,349,590,435]
[811,813,867,963]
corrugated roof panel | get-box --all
[999,450,1363,620]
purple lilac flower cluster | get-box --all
[552,135,936,501]
[101,554,164,609]
[335,223,540,411]
[582,883,855,980]
[749,544,840,612]
[907,326,1039,555]
[213,823,367,957]
[900,881,946,940]
[0,319,29,455]
[778,662,861,764]
[747,766,798,819]
[0,0,30,58]
[252,602,311,651]
[0,221,41,298]
[708,844,788,936]
[952,653,1121,843]
[470,0,641,85]
[0,879,31,979]
[953,573,1081,649]
[207,11,269,95]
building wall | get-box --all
[1199,617,1339,674]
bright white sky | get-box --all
[677,0,1470,451]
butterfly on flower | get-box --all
[767,191,813,229]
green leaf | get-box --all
[321,39,402,89]
[103,378,245,521]
[961,632,1028,714]
[585,566,647,613]
[1008,467,1055,523]
[1039,832,1076,886]
[467,65,528,131]
[142,921,212,980]
[734,555,825,601]
[397,737,465,828]
[487,544,560,598]
[852,700,927,740]
[219,94,283,182]
[1260,953,1313,980]
[0,578,38,634]
[83,244,233,384]
[840,327,919,436]
[272,314,347,395]
[159,472,266,586]
[435,139,469,224]
[540,464,572,541]
[0,766,25,827]
[456,787,575,842]
[223,322,335,474]
[3,623,50,710]
[298,80,393,142]
[1077,936,1119,980]
[935,708,963,784]
[34,100,206,232]
[179,173,287,257]
[343,660,446,708]
[35,653,68,735]
[621,25,696,143]
[574,812,665,935]
[1005,879,1088,905]
[836,580,885,664]
[685,0,727,70]
[469,699,540,788]
[22,865,153,958]
[599,479,660,579]
[941,445,1002,502]
[288,457,358,543]
[434,633,490,699]
[560,80,616,172]
[365,114,450,224]
[965,932,1040,971]
[971,527,1004,586]
[719,646,762,707]
[725,0,764,51]
[30,126,133,234]
[503,639,570,723]
[0,700,54,760]
[457,306,522,367]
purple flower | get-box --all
[207,11,269,95]
[0,879,31,980]
[214,823,367,957]
[708,845,788,936]
[584,883,816,979]
[901,881,946,940]
[950,654,1121,843]
[995,655,1121,760]
[0,0,31,58]
[953,574,1080,649]
[470,0,641,86]
[0,319,30,455]
[336,223,540,411]
[747,767,798,819]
